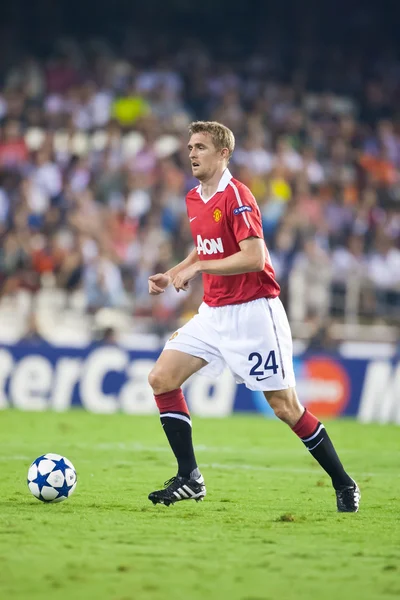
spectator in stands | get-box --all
[0,23,399,344]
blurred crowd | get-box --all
[0,33,399,341]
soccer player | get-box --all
[147,121,360,512]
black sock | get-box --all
[301,422,353,489]
[160,413,198,479]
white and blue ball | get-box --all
[27,453,77,503]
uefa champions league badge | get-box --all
[233,206,252,215]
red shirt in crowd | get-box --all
[0,139,28,167]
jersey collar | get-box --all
[197,169,232,203]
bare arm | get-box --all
[165,247,199,280]
[198,237,265,275]
[171,237,266,292]
[149,248,199,294]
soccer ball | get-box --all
[27,453,77,503]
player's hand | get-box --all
[172,263,200,292]
[148,273,171,295]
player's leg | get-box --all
[149,349,206,478]
[263,387,360,512]
[147,309,225,505]
[219,297,360,512]
[147,350,207,506]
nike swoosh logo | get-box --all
[189,217,197,222]
[255,375,273,381]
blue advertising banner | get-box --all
[0,342,399,422]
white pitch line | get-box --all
[2,441,388,456]
[1,451,395,478]
[0,441,398,460]
[0,455,31,461]
[202,462,399,478]
[0,441,399,459]
[202,462,320,475]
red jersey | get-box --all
[186,169,280,307]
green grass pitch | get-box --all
[0,410,399,600]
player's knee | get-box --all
[147,367,164,394]
[264,388,303,426]
[272,403,293,424]
[148,366,177,395]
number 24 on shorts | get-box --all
[248,351,279,381]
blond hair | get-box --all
[188,121,235,158]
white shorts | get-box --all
[164,297,296,391]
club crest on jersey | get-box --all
[213,208,222,222]
[196,235,224,255]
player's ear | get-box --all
[221,147,230,160]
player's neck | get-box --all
[199,167,226,200]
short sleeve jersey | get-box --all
[186,169,280,307]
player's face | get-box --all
[188,133,226,181]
